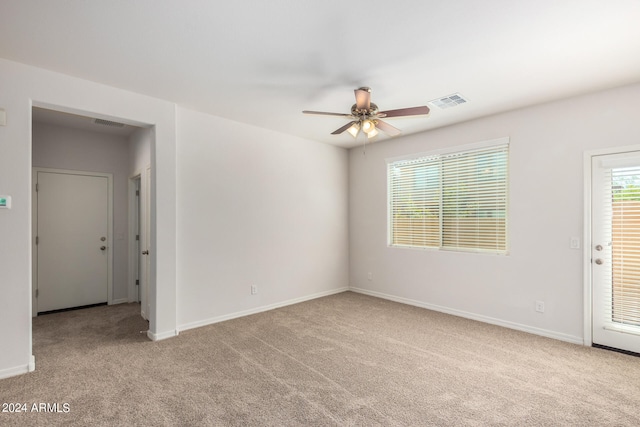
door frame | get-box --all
[583,144,640,347]
[32,167,114,315]
[128,165,151,320]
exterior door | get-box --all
[35,170,110,313]
[592,152,640,353]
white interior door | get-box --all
[592,152,640,353]
[139,165,151,320]
[36,170,111,313]
[131,175,141,303]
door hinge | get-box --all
[36,236,39,245]
[136,280,139,285]
[136,190,140,196]
[36,183,39,192]
[136,234,139,241]
[35,289,39,298]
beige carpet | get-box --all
[1,291,640,426]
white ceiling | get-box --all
[2,1,640,148]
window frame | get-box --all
[386,137,509,255]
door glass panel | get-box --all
[610,167,640,327]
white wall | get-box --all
[32,122,131,302]
[349,82,640,344]
[129,126,152,176]
[175,107,349,329]
[0,58,177,379]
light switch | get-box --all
[570,237,580,249]
[0,196,11,209]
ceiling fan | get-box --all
[303,87,430,139]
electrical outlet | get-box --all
[535,301,545,313]
[367,272,373,281]
[251,285,257,295]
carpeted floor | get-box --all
[1,291,640,426]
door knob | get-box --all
[595,258,603,265]
[100,246,107,251]
[142,250,149,255]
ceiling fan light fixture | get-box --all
[362,119,375,134]
[347,122,361,138]
[303,87,431,138]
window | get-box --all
[388,139,508,253]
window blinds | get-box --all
[602,166,640,328]
[388,142,508,253]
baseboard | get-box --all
[147,329,179,341]
[349,287,584,345]
[0,363,31,380]
[110,298,128,305]
[178,287,349,333]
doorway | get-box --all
[33,168,112,313]
[588,148,640,354]
[31,106,152,318]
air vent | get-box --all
[429,93,468,110]
[93,118,125,128]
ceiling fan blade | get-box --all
[379,106,430,118]
[303,110,352,117]
[375,120,402,137]
[331,121,357,135]
[354,87,371,110]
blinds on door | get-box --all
[601,165,640,328]
[388,141,508,253]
